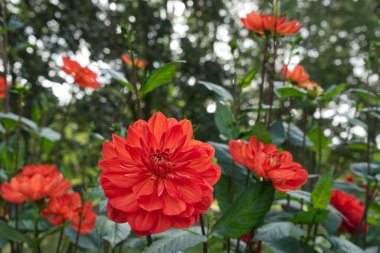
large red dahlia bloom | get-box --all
[99,112,221,235]
[241,12,301,36]
[229,136,307,192]
[330,190,367,235]
[1,165,71,203]
[61,57,100,89]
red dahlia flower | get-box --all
[229,136,307,192]
[330,190,367,234]
[42,192,96,234]
[99,112,221,235]
[121,54,149,69]
[1,165,71,203]
[0,76,10,99]
[241,12,301,36]
[61,57,100,89]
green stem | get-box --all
[256,36,270,123]
[200,214,207,253]
[32,204,41,253]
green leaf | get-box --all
[350,162,380,180]
[269,120,285,146]
[283,122,314,147]
[103,68,134,92]
[264,237,302,253]
[322,83,348,101]
[349,88,379,103]
[327,236,364,253]
[254,222,306,242]
[276,86,306,99]
[10,42,34,54]
[291,208,329,225]
[198,81,233,102]
[64,226,100,250]
[247,122,271,144]
[311,170,334,210]
[212,181,275,238]
[208,142,247,186]
[0,221,31,244]
[214,102,239,140]
[0,112,38,133]
[238,67,259,89]
[140,61,185,95]
[95,216,131,248]
[143,229,206,253]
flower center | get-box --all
[150,150,172,176]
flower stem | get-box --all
[32,204,41,253]
[56,228,64,253]
[256,36,270,123]
[146,235,152,246]
[127,40,142,120]
[200,214,207,253]
[0,0,10,113]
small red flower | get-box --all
[99,112,221,235]
[0,76,10,99]
[121,54,149,69]
[229,136,308,192]
[241,12,301,36]
[345,175,355,183]
[330,190,367,235]
[71,201,97,234]
[61,57,100,89]
[41,192,81,225]
[281,65,309,84]
[1,165,71,203]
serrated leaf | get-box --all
[247,122,271,144]
[291,208,329,225]
[311,170,333,210]
[349,162,380,180]
[214,102,239,139]
[140,61,184,95]
[64,226,100,250]
[283,122,314,147]
[322,83,348,101]
[143,229,206,253]
[0,221,31,244]
[238,67,259,89]
[328,236,364,253]
[96,216,131,248]
[254,222,306,242]
[198,81,233,102]
[276,86,306,99]
[103,68,134,92]
[270,120,285,146]
[212,181,275,238]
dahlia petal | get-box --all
[133,177,156,197]
[160,125,184,151]
[200,163,221,186]
[138,194,164,211]
[178,181,202,204]
[102,142,117,160]
[229,140,246,166]
[179,120,193,146]
[1,183,25,203]
[130,211,157,232]
[108,191,140,213]
[150,213,173,234]
[107,204,129,223]
[162,192,187,215]
[172,216,197,229]
[148,112,170,141]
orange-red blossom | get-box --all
[41,192,96,234]
[61,57,100,89]
[241,11,301,36]
[1,165,71,203]
[99,112,221,236]
[229,136,308,192]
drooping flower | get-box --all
[1,165,71,203]
[330,190,367,235]
[61,57,100,89]
[99,112,221,235]
[229,136,308,192]
[41,192,96,234]
[121,54,149,69]
[0,76,10,99]
[281,65,310,85]
[241,12,301,36]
